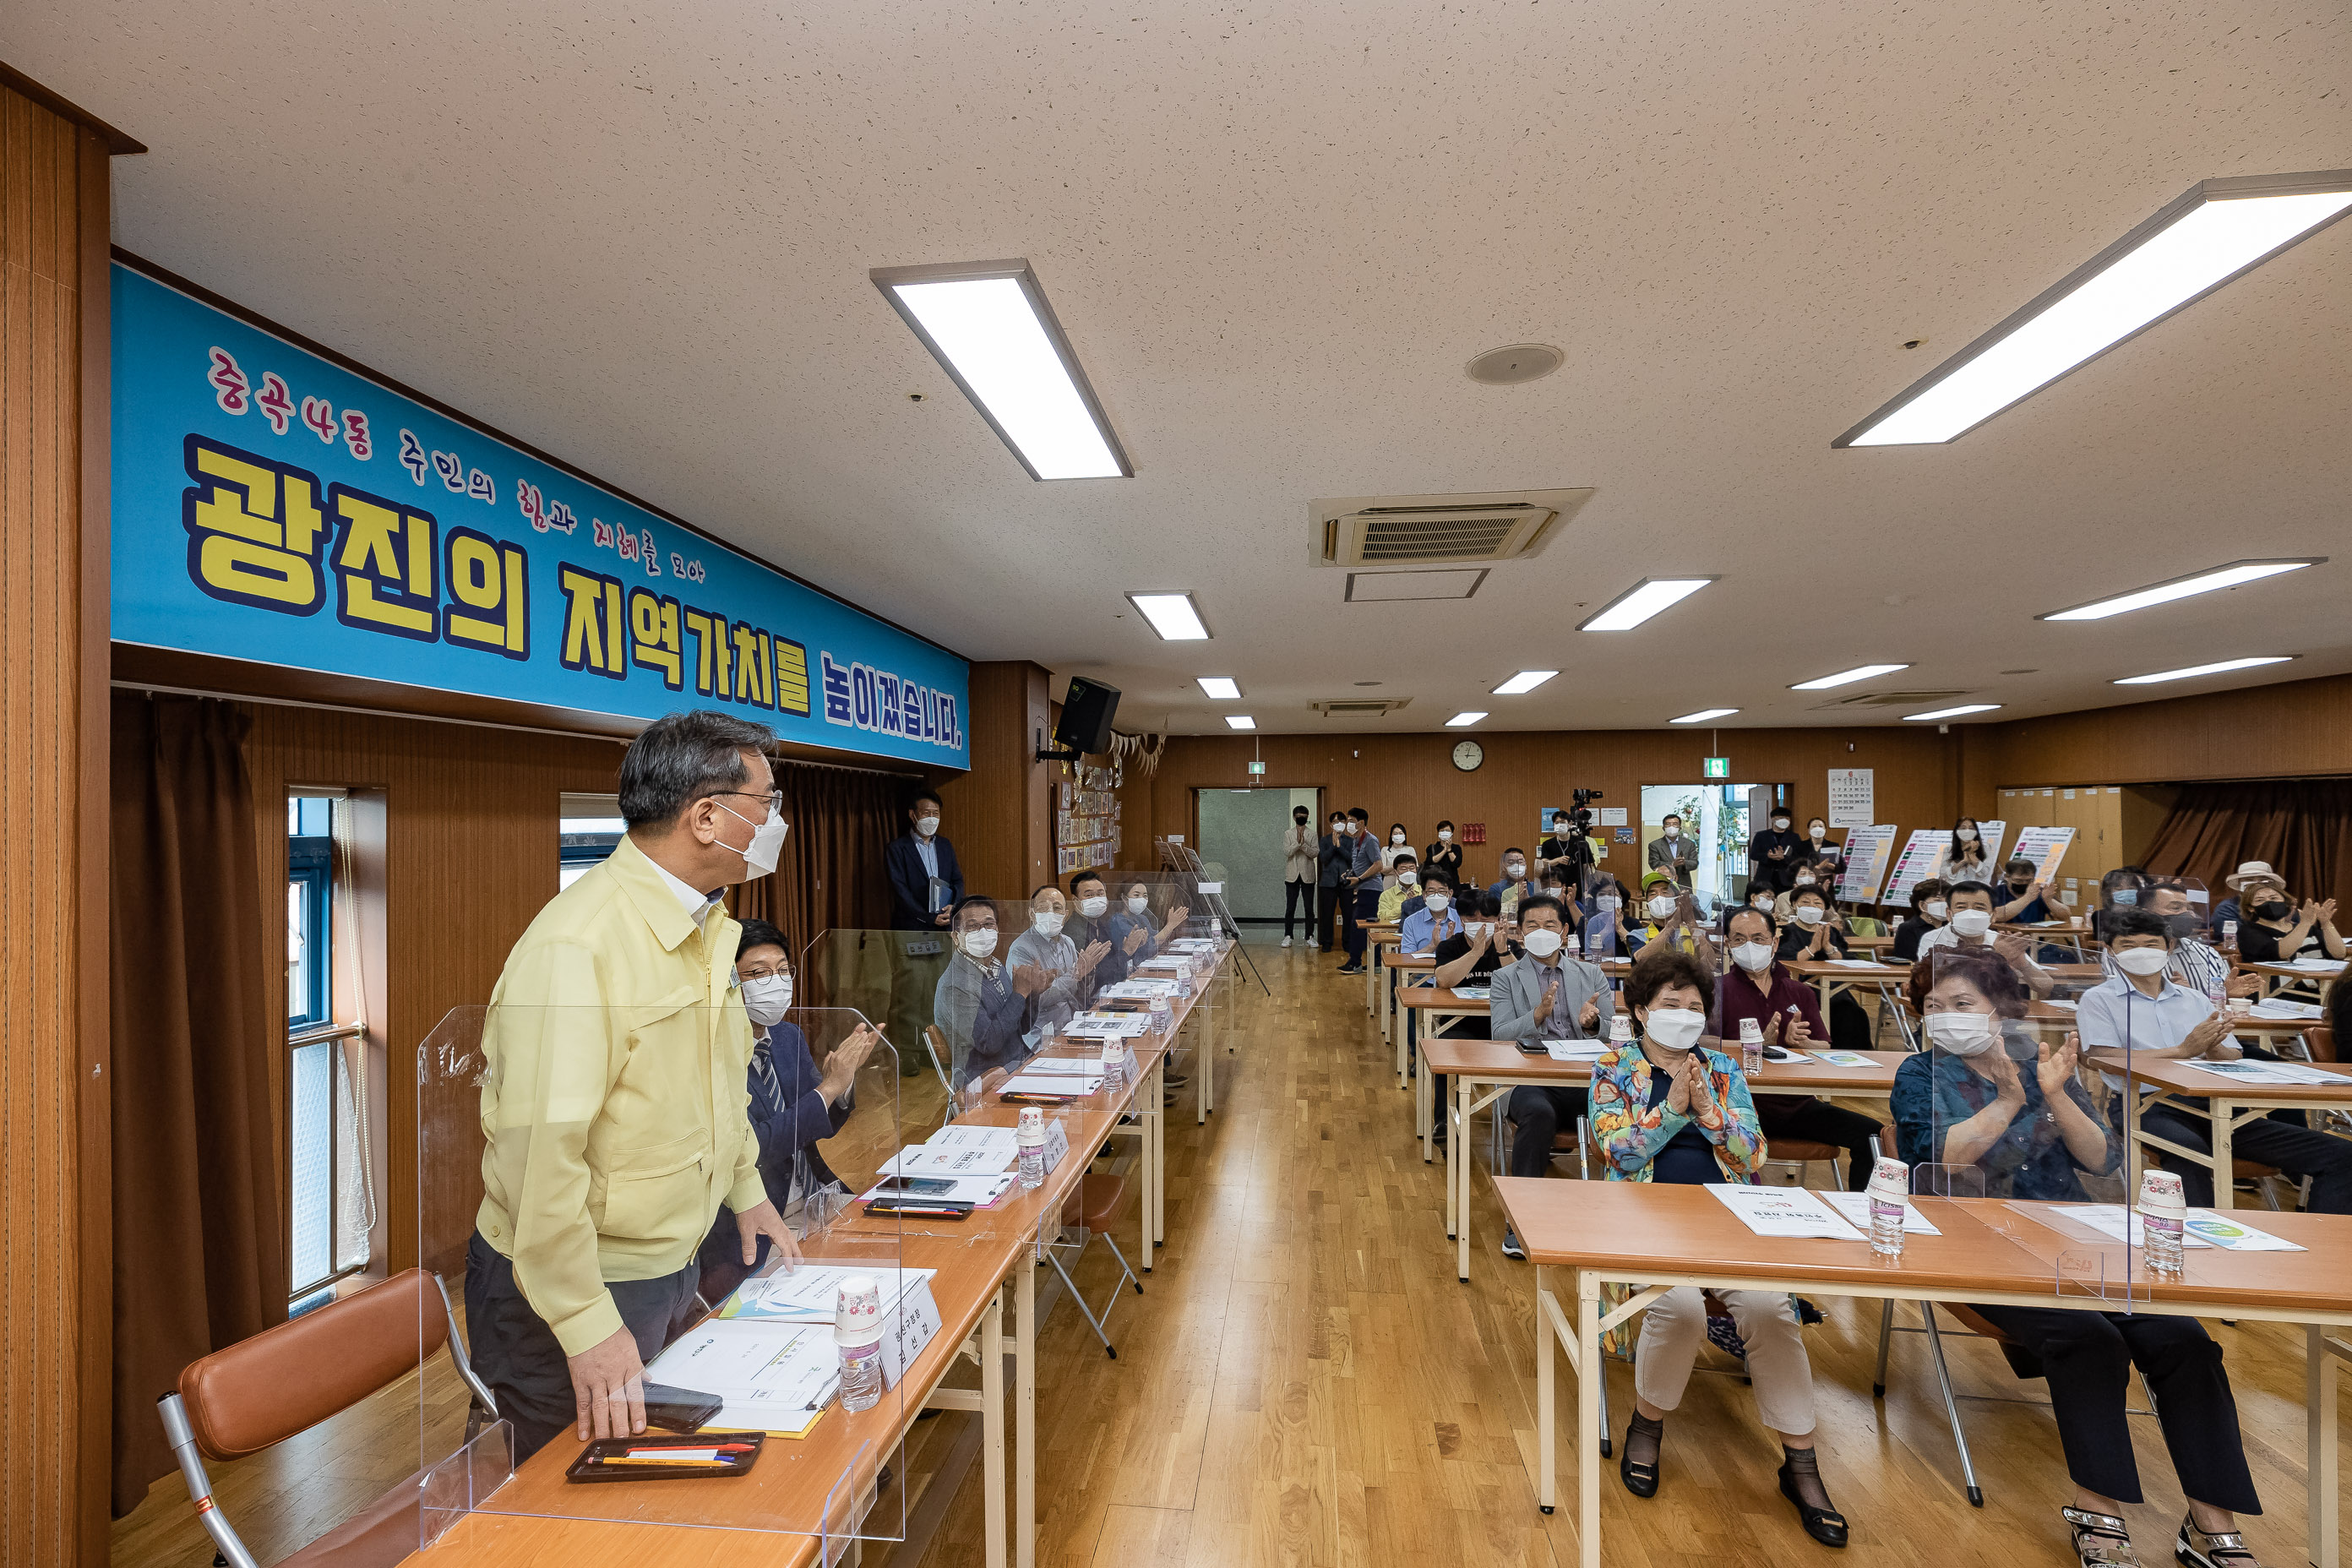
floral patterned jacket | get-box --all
[1588,1043,1766,1184]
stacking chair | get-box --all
[920,1023,958,1104]
[158,1269,499,1568]
[1044,1173,1141,1358]
[1759,1138,1848,1190]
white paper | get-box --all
[1706,1184,1867,1240]
[726,1265,939,1322]
[1826,769,1874,829]
[1817,1190,1941,1235]
[2040,998,2079,1012]
[1821,959,1895,970]
[1808,1050,1877,1067]
[2245,999,2322,1020]
[999,1072,1103,1096]
[1543,1040,1609,1061]
[2063,1205,2214,1249]
[1065,1012,1151,1037]
[1021,1054,1110,1075]
[1100,979,1179,998]
[860,1171,1015,1205]
[646,1320,838,1435]
[2182,1211,2306,1252]
[2188,1058,2342,1086]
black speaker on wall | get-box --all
[1044,676,1121,760]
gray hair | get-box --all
[618,710,776,828]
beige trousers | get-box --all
[1634,1287,1816,1435]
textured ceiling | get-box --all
[19,0,2352,737]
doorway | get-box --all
[1194,787,1322,920]
[1639,782,1788,908]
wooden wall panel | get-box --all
[1135,726,1963,890]
[1976,672,2352,798]
[0,84,107,1568]
[934,660,1052,899]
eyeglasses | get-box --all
[710,789,786,816]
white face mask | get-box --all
[1423,893,1451,913]
[1505,861,1526,877]
[1950,908,1994,938]
[1077,896,1108,917]
[1921,900,1949,920]
[1957,828,1978,843]
[1772,819,1790,831]
[1125,895,1149,915]
[1925,1012,1995,1056]
[1794,874,1816,886]
[716,799,789,877]
[2114,946,2173,977]
[1647,896,1677,920]
[1598,896,1621,911]
[1520,927,1565,958]
[1466,922,1493,942]
[1397,870,1418,886]
[1730,940,1775,972]
[1032,911,1065,936]
[960,928,999,960]
[1663,825,1680,839]
[1809,826,1825,841]
[915,814,940,837]
[1750,896,1774,912]
[740,972,792,1026]
[1794,906,1825,928]
[1439,829,1454,842]
[1643,1008,1707,1053]
[1331,822,1345,836]
[1392,831,1407,845]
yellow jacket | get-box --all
[475,834,764,1355]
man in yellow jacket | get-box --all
[466,710,800,1457]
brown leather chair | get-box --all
[1048,1173,1140,1358]
[158,1268,499,1568]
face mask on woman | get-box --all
[1391,831,1407,845]
[1794,874,1816,887]
[960,928,999,960]
[1597,896,1621,912]
[741,972,792,1026]
[1956,827,1978,844]
[1808,825,1826,842]
[1642,1008,1707,1054]
[1925,1012,1995,1056]
[1520,927,1565,958]
[1750,896,1774,912]
[1439,828,1454,842]
[1793,906,1825,928]
[1077,896,1108,917]
[2113,946,2173,977]
[2255,898,2292,921]
[1920,900,1949,921]
[1032,911,1065,936]
[1125,894,1150,915]
[1950,908,1994,938]
[1729,940,1774,972]
[1647,895,1677,920]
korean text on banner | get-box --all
[1881,828,1948,907]
[112,264,969,767]
[1833,825,1898,903]
[2006,825,2076,883]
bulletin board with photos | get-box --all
[1054,762,1123,874]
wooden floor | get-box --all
[116,939,2348,1565]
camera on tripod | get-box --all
[1566,787,1604,834]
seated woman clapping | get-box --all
[1589,949,1849,1549]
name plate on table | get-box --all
[879,1277,944,1390]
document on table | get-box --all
[1066,1011,1152,1037]
[1021,1054,1113,1075]
[721,1265,940,1322]
[1816,1190,1941,1235]
[2055,1205,2214,1249]
[2041,998,2079,1012]
[2244,999,2322,1021]
[1101,978,1179,997]
[1453,984,1491,999]
[1807,1050,1878,1068]
[999,1072,1102,1097]
[2277,956,2344,972]
[2188,1059,2344,1086]
[1821,959,1895,970]
[1543,1040,1609,1061]
[858,1172,1016,1205]
[644,1320,836,1436]
[1706,1184,1866,1241]
[882,1133,1018,1179]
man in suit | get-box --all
[1316,811,1349,952]
[883,789,962,1074]
[1489,896,1614,1259]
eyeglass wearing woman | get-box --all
[1892,951,2268,1568]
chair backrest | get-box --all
[2306,1022,2337,1062]
[178,1268,448,1461]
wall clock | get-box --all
[1451,739,1484,771]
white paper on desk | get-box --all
[1816,1190,1941,1235]
[1821,959,1895,970]
[1808,1050,1877,1068]
[2062,1205,2215,1249]
[1544,1040,1609,1061]
[925,1124,1021,1160]
[2280,956,2344,972]
[2182,1211,2306,1251]
[1021,1054,1110,1075]
[1100,979,1179,998]
[2188,1059,2341,1086]
[1707,1184,1867,1241]
[726,1265,939,1322]
[1066,1012,1151,1037]
[2041,998,2079,1012]
[2245,999,2323,1020]
[1452,985,1491,1000]
[999,1072,1102,1096]
[881,1141,1013,1179]
[646,1320,836,1435]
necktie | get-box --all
[750,1035,784,1114]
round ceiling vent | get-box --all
[1465,343,1563,385]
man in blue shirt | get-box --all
[2079,906,2352,1212]
[1399,868,1464,954]
[1337,808,1382,974]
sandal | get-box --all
[2175,1516,2262,1568]
[1618,1413,1663,1498]
[1777,1450,1848,1549]
[2062,1506,2140,1566]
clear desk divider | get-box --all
[1920,945,2141,1302]
[418,998,909,1545]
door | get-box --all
[1195,787,1320,919]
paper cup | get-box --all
[1017,1106,1046,1147]
[1865,1156,1909,1202]
[1738,1017,1764,1045]
[835,1275,882,1348]
[2135,1169,2186,1219]
[1608,1013,1634,1044]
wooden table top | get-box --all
[2087,1049,2352,1101]
[1396,988,1491,1013]
[1420,1038,1906,1092]
[1491,1178,2352,1315]
[416,1226,1029,1566]
[1783,958,1908,977]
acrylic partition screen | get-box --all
[416,1001,911,1547]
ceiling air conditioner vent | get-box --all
[1310,488,1595,569]
[1806,689,1973,711]
[1309,698,1413,717]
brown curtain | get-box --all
[110,694,286,1514]
[729,760,913,948]
[2139,778,2352,902]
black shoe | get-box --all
[1619,1413,1663,1498]
[1778,1454,1848,1549]
[1500,1228,1526,1260]
[2175,1514,2259,1568]
[1337,962,1364,975]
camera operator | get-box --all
[1538,801,1598,882]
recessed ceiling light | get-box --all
[1125,591,1210,640]
[1224,715,1256,731]
[1492,670,1559,695]
[1790,663,1910,690]
[1903,704,2002,721]
[872,260,1130,480]
[1670,708,1740,723]
[2115,656,2295,685]
[1837,171,2352,447]
[1195,677,1242,700]
[1445,711,1488,727]
[1576,577,1718,632]
[2039,558,2322,621]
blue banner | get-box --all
[111,264,968,767]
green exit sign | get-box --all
[1248,761,1266,776]
[1702,756,1730,779]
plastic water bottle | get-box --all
[1017,1107,1047,1190]
[836,1276,884,1413]
[1039,1021,1058,1051]
[1100,1037,1126,1091]
[2137,1170,2186,1275]
[1866,1157,1909,1258]
[1739,1017,1764,1076]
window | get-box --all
[286,792,371,1309]
[560,792,626,890]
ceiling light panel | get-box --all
[1445,711,1488,727]
[1790,663,1910,690]
[1126,591,1210,640]
[1838,172,2352,447]
[2114,656,2295,685]
[1670,708,1739,723]
[873,260,1131,480]
[1577,576,1718,632]
[1903,704,2002,721]
[1195,677,1242,700]
[2039,558,2322,621]
[1225,715,1256,730]
[1492,670,1559,695]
